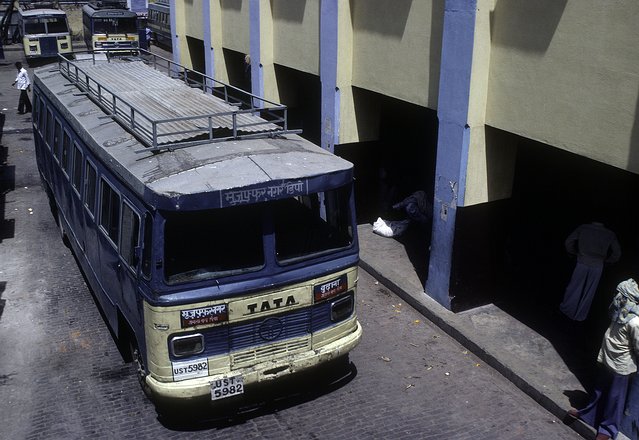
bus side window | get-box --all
[72,142,83,195]
[46,109,54,149]
[61,130,71,176]
[120,201,140,268]
[100,178,120,247]
[141,213,152,279]
[53,120,62,163]
[84,160,97,216]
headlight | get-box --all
[330,294,354,322]
[94,42,102,48]
[60,43,68,49]
[170,333,204,358]
[29,45,37,52]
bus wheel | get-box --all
[129,338,153,399]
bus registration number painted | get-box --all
[172,358,209,382]
[211,375,244,400]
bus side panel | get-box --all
[97,228,125,333]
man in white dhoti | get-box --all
[560,222,621,321]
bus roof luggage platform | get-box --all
[32,50,361,409]
[44,51,353,211]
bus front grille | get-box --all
[172,302,337,364]
[230,337,311,369]
[40,37,58,56]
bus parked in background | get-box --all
[32,49,362,409]
[17,3,72,60]
[146,0,170,50]
[82,0,139,51]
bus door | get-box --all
[95,185,144,334]
[95,177,124,331]
[115,200,144,331]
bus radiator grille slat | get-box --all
[230,338,311,368]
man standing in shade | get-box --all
[12,62,31,114]
[560,221,621,321]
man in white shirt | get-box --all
[11,61,31,114]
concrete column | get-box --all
[202,0,214,82]
[320,0,339,153]
[249,0,264,101]
[426,0,478,308]
[169,0,181,66]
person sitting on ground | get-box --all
[392,190,432,226]
[567,278,639,440]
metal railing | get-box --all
[57,49,299,152]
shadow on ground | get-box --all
[155,357,357,431]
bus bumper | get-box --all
[145,320,362,401]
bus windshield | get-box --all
[273,186,353,264]
[93,17,137,34]
[162,186,353,285]
[24,17,68,34]
[45,16,69,33]
[163,204,265,285]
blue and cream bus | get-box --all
[147,0,171,50]
[17,5,72,59]
[32,50,361,407]
[82,0,139,51]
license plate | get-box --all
[171,358,209,382]
[211,375,244,400]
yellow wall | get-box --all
[486,0,639,173]
[350,0,443,110]
[183,0,204,40]
[220,0,250,54]
[271,0,320,75]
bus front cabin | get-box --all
[82,4,139,51]
[18,9,72,59]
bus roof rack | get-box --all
[88,0,128,10]
[57,50,300,152]
[19,1,59,10]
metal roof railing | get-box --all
[56,49,300,152]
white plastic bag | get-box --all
[372,217,410,238]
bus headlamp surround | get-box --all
[170,333,204,358]
[330,293,354,323]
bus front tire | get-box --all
[129,337,153,399]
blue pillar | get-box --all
[202,0,215,81]
[319,0,339,153]
[426,0,477,308]
[249,0,264,102]
[169,0,181,66]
